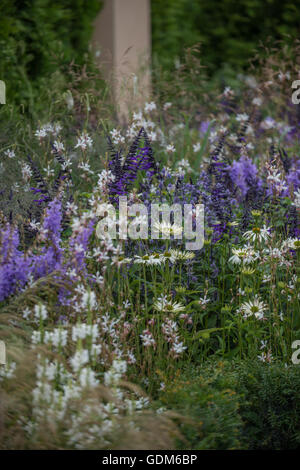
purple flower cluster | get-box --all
[108,128,157,202]
[0,225,31,301]
[0,198,95,302]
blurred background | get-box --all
[0,0,299,112]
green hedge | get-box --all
[151,0,300,73]
[0,0,103,108]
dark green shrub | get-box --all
[0,0,103,110]
[157,360,300,449]
[237,361,300,450]
[151,0,300,73]
[158,363,243,450]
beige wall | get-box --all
[92,0,151,120]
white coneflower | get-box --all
[229,247,244,265]
[282,238,300,251]
[153,296,185,314]
[243,225,270,243]
[134,254,152,265]
[169,249,195,261]
[113,256,132,267]
[148,252,165,266]
[241,267,256,275]
[239,296,267,320]
[153,221,182,237]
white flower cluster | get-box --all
[22,353,147,449]
[74,132,93,151]
[35,123,62,139]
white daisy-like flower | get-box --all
[153,296,185,314]
[229,245,259,265]
[153,221,182,237]
[239,296,267,320]
[281,238,300,251]
[134,254,153,265]
[169,249,195,261]
[243,225,270,243]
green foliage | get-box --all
[158,363,243,450]
[151,0,300,73]
[237,361,300,449]
[157,360,300,449]
[0,0,103,110]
